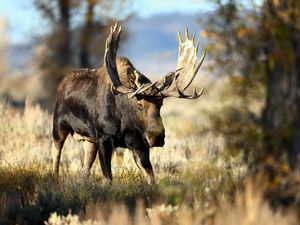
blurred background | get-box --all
[1,0,300,212]
[0,0,214,108]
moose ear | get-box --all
[133,69,143,89]
[127,68,142,90]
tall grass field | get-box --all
[0,76,296,225]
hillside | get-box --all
[8,13,204,76]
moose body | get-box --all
[52,24,205,183]
[53,58,163,183]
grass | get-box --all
[0,76,298,224]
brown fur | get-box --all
[52,57,164,184]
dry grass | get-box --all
[45,181,297,225]
[0,75,296,225]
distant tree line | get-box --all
[32,0,133,108]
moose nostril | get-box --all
[145,129,165,147]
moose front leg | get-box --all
[97,139,113,183]
[132,148,155,185]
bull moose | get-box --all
[52,23,206,184]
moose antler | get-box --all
[105,24,205,99]
[159,27,206,98]
[132,27,206,99]
[104,23,134,94]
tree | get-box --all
[260,0,300,169]
[32,0,133,108]
[33,0,71,108]
[205,0,300,170]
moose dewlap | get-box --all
[52,23,206,184]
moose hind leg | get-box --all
[82,141,97,176]
[52,141,62,175]
[132,148,155,185]
[52,128,69,176]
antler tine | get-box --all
[185,27,189,40]
[128,81,159,99]
[194,50,206,77]
[114,22,118,30]
[140,82,157,93]
[118,23,122,34]
[196,42,199,54]
[177,30,182,43]
[128,84,146,99]
[192,87,204,98]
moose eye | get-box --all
[137,103,143,111]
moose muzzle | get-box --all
[145,127,165,147]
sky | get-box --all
[0,0,262,75]
[0,0,261,44]
[135,0,214,17]
[0,0,213,44]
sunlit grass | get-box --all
[0,76,296,224]
[0,162,251,225]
